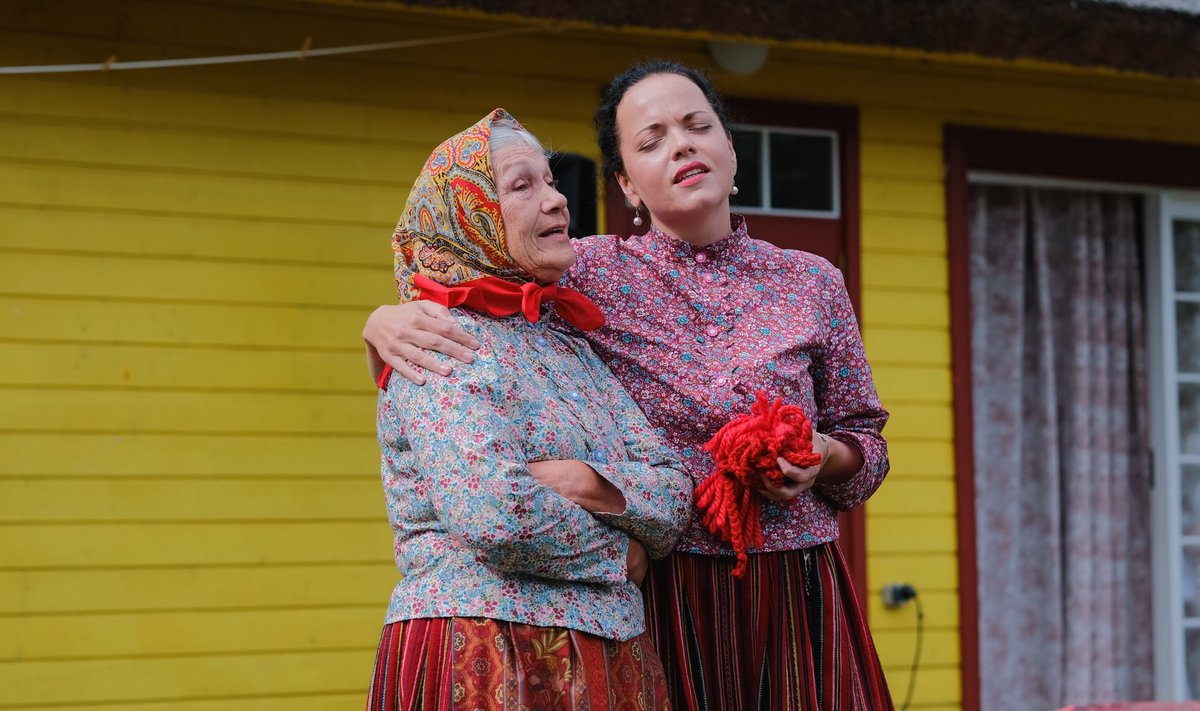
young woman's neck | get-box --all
[652,204,732,248]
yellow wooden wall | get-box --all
[4,0,1200,708]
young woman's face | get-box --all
[613,72,736,227]
[493,142,575,284]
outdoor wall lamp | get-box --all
[706,40,770,75]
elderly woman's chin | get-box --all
[509,228,577,284]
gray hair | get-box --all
[490,114,548,157]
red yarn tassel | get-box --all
[696,392,821,577]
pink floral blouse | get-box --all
[377,309,691,641]
[559,216,890,555]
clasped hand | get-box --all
[757,433,831,502]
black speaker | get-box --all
[550,152,597,238]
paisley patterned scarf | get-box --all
[391,108,528,301]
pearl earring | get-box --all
[730,183,739,196]
[632,206,643,227]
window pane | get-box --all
[1185,465,1200,538]
[1180,302,1200,374]
[730,130,763,208]
[1186,546,1200,618]
[769,133,834,212]
[1183,384,1200,455]
[1189,629,1200,699]
[1176,219,1200,293]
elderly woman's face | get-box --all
[493,142,575,284]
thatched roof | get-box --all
[373,0,1200,78]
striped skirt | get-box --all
[366,617,670,711]
[643,543,894,711]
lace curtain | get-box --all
[969,185,1154,710]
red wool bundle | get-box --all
[694,392,822,577]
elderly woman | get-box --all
[366,109,691,710]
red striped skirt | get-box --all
[643,543,894,711]
[365,617,670,711]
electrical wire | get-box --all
[899,592,925,711]
[0,25,545,75]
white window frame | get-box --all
[1151,191,1200,700]
[729,124,840,219]
[969,171,1196,700]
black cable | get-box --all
[899,593,924,711]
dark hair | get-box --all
[594,60,733,179]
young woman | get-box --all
[365,63,894,710]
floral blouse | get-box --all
[559,216,890,556]
[377,308,691,641]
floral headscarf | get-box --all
[391,108,530,302]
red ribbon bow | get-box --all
[376,275,605,389]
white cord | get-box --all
[0,25,545,75]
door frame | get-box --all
[945,125,1200,711]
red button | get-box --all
[694,253,707,263]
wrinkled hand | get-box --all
[527,460,626,514]
[625,537,648,585]
[362,301,479,385]
[758,434,830,502]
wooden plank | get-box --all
[0,649,372,706]
[868,590,960,631]
[868,553,959,592]
[0,297,378,350]
[874,403,953,440]
[0,479,382,523]
[0,252,391,308]
[861,213,948,256]
[862,252,949,291]
[861,327,951,367]
[884,439,956,478]
[862,178,945,218]
[0,521,388,568]
[868,478,956,516]
[0,388,374,435]
[868,515,957,554]
[0,205,385,265]
[0,342,368,392]
[872,364,952,404]
[3,606,383,660]
[880,665,962,706]
[862,289,950,329]
[0,73,593,152]
[0,114,427,185]
[0,433,377,477]
[861,141,944,182]
[0,162,400,234]
[0,564,394,614]
[860,108,944,146]
[875,628,959,668]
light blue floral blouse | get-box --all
[377,308,692,641]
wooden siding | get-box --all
[3,0,1200,708]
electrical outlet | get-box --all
[882,582,917,608]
